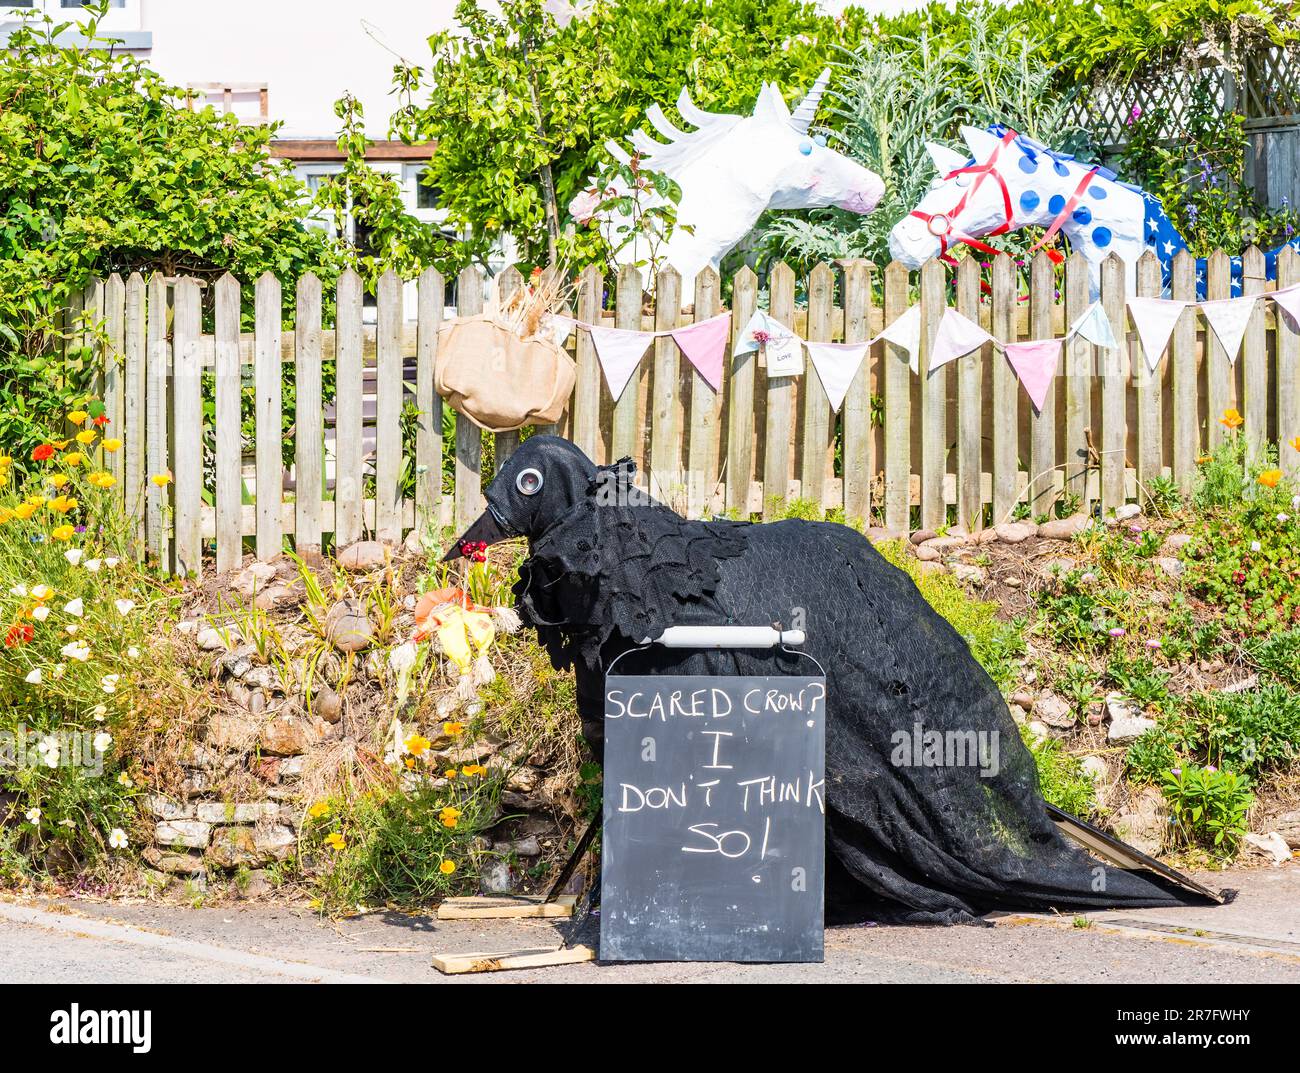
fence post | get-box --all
[293,273,323,553]
[955,256,983,530]
[725,267,757,514]
[841,260,872,527]
[145,273,170,568]
[574,264,604,462]
[103,273,126,504]
[1134,251,1164,496]
[801,263,834,512]
[1027,252,1058,515]
[1280,246,1300,481]
[171,278,203,579]
[650,266,682,506]
[612,265,646,464]
[688,266,722,517]
[493,266,523,471]
[1064,251,1094,513]
[452,266,483,535]
[1241,246,1267,462]
[377,269,405,542]
[919,258,947,530]
[991,254,1018,524]
[254,272,282,561]
[1171,251,1198,492]
[763,262,795,517]
[334,268,364,547]
[1100,252,1127,512]
[1205,250,1232,449]
[214,273,242,573]
[123,272,147,556]
[883,261,912,534]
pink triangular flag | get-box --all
[805,341,870,413]
[670,312,731,392]
[929,308,992,373]
[588,325,653,402]
[1200,296,1256,365]
[1126,297,1187,372]
[1270,282,1300,330]
[1003,339,1062,413]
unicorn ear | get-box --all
[959,124,1003,161]
[753,82,791,124]
[925,141,968,177]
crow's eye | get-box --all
[516,468,543,496]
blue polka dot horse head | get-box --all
[888,123,1300,300]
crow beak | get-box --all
[441,508,513,562]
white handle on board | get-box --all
[641,625,806,649]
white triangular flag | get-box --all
[588,325,654,402]
[1068,301,1118,350]
[876,305,922,374]
[929,308,993,372]
[805,341,870,413]
[764,323,804,376]
[544,314,575,348]
[1200,296,1256,365]
[1269,282,1300,329]
[1126,297,1187,372]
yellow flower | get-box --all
[25,494,46,506]
[150,472,173,487]
[323,832,346,851]
[439,860,456,875]
[307,801,330,820]
[0,508,12,524]
[88,472,116,489]
[462,764,486,778]
[47,473,70,488]
[67,410,88,425]
[443,721,465,737]
[1220,408,1244,430]
[31,584,52,600]
[75,429,96,446]
[102,438,123,453]
[444,768,458,780]
[0,454,11,465]
[438,806,461,829]
[48,495,77,514]
[404,733,432,757]
[63,452,83,467]
[1258,469,1283,488]
[1196,454,1211,465]
[51,440,69,450]
[52,524,74,541]
[1290,436,1300,454]
[14,502,38,521]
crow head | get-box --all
[442,435,596,561]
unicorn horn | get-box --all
[790,68,830,133]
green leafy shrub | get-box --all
[1179,685,1300,776]
[1125,726,1181,785]
[1020,728,1096,818]
[1244,627,1300,689]
[1159,764,1253,854]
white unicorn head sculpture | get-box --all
[572,70,885,284]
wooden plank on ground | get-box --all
[436,895,577,920]
[432,944,595,975]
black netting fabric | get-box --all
[468,437,1215,924]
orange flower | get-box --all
[1290,436,1300,454]
[1220,408,1244,430]
[444,768,458,779]
[404,733,431,757]
[438,806,461,829]
[1258,469,1283,488]
[442,721,465,738]
[1196,454,1211,465]
[150,472,172,488]
[47,495,77,514]
[323,832,346,851]
[14,502,38,521]
[63,452,83,467]
[439,860,456,875]
[75,429,97,446]
[51,524,75,541]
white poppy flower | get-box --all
[104,558,119,568]
[127,646,141,659]
[83,559,101,573]
[64,549,83,566]
[100,674,120,694]
[24,668,42,685]
[93,732,113,752]
[31,584,52,600]
[114,599,135,616]
[58,819,75,829]
[91,704,107,721]
[37,735,60,767]
[9,584,28,598]
[25,807,41,824]
[63,597,83,618]
[108,828,128,850]
[65,624,78,635]
[1250,540,1262,552]
[60,640,90,662]
[31,605,50,622]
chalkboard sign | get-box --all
[600,673,826,963]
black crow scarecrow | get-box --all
[446,436,1221,924]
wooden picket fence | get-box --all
[73,247,1300,577]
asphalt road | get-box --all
[2,865,1297,983]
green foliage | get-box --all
[1125,726,1182,785]
[1179,685,1300,775]
[1184,436,1299,635]
[1245,626,1300,689]
[1159,763,1253,854]
[1105,653,1172,713]
[392,0,856,271]
[1020,728,1097,817]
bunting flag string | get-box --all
[929,308,994,372]
[588,326,654,403]
[1126,297,1187,373]
[670,312,732,390]
[805,341,871,413]
[1069,301,1119,350]
[876,306,923,374]
[1002,339,1062,413]
[1199,297,1255,365]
